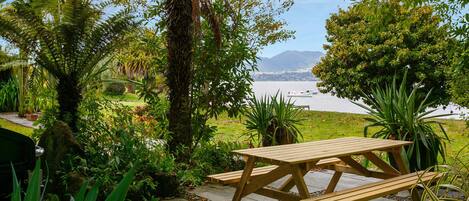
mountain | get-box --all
[257,50,324,72]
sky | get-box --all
[260,0,351,58]
[0,0,352,57]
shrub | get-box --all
[103,82,126,96]
[10,159,137,201]
[0,78,18,112]
[78,98,176,199]
[245,92,303,147]
[37,97,177,200]
[354,71,450,171]
[38,121,83,195]
[177,141,245,186]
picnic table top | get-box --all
[232,137,412,164]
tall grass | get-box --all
[0,78,18,112]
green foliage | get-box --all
[10,159,137,201]
[414,146,468,201]
[103,82,126,96]
[115,28,166,80]
[0,47,16,82]
[145,0,295,155]
[178,141,245,186]
[0,78,18,111]
[66,97,175,199]
[314,0,452,106]
[245,93,303,147]
[10,159,42,201]
[354,72,450,171]
[24,67,57,113]
[190,0,295,146]
[0,0,138,131]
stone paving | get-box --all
[189,170,399,201]
[0,112,38,128]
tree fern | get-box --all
[0,0,138,131]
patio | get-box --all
[190,170,409,201]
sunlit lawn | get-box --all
[104,93,146,107]
[1,106,467,164]
[0,118,34,136]
[210,110,469,164]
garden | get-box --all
[0,0,467,200]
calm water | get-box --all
[252,81,467,119]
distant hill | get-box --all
[257,50,324,72]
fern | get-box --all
[0,0,138,130]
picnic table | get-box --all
[210,137,423,201]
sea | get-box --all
[252,81,467,120]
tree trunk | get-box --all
[56,77,82,133]
[166,0,194,159]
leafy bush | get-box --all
[34,97,177,200]
[76,98,176,199]
[354,71,450,171]
[0,78,18,112]
[245,93,303,147]
[178,141,245,186]
[10,159,137,201]
[103,82,126,96]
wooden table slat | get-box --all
[233,137,411,164]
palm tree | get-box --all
[0,0,138,132]
[165,0,194,158]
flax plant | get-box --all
[354,71,451,171]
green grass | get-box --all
[0,118,33,136]
[104,93,142,102]
[1,107,467,163]
[210,110,469,163]
[104,93,146,107]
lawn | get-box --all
[1,109,467,163]
[0,118,34,136]
[209,110,469,163]
[104,93,146,107]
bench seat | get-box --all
[207,158,341,185]
[303,171,442,201]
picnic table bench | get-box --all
[207,137,441,201]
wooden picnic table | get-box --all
[230,137,412,201]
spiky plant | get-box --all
[245,93,303,147]
[354,71,451,171]
[0,0,138,132]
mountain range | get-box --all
[257,50,324,72]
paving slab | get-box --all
[191,170,395,201]
[0,112,38,128]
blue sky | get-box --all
[260,0,351,58]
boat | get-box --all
[287,90,318,97]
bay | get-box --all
[252,81,467,119]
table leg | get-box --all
[280,161,318,192]
[325,171,342,193]
[363,152,400,175]
[290,164,310,198]
[391,148,416,200]
[279,167,307,192]
[233,156,256,201]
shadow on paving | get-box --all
[190,170,404,201]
